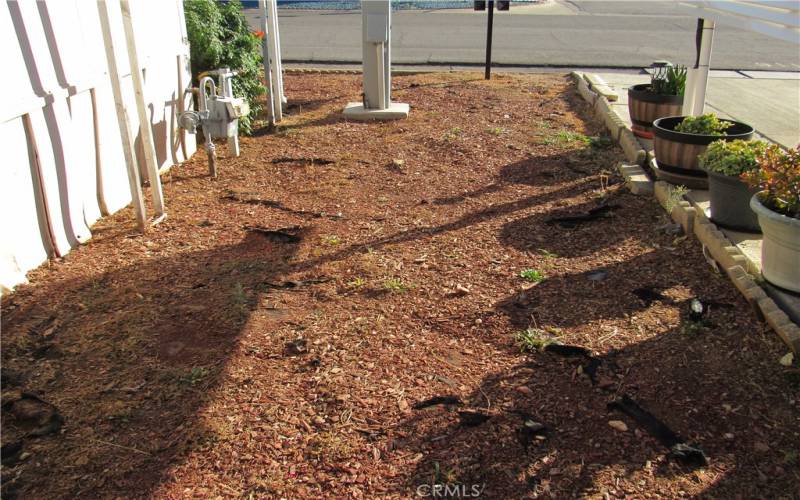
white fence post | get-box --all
[120,0,166,219]
[97,0,147,232]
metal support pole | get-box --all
[205,136,217,178]
[485,0,494,80]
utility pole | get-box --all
[485,0,494,80]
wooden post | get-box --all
[120,0,166,218]
[96,0,146,232]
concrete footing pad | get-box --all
[343,102,409,120]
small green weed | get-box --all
[589,135,613,149]
[347,277,366,288]
[486,126,504,136]
[664,185,689,213]
[519,269,545,283]
[430,461,459,486]
[384,278,409,293]
[443,126,463,141]
[322,235,341,246]
[515,328,558,352]
[179,366,209,385]
[537,249,558,258]
[231,282,248,307]
[544,130,591,146]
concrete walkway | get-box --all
[595,70,800,149]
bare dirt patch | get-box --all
[2,72,798,499]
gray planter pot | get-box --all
[750,194,800,293]
[707,170,761,233]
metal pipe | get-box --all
[485,0,494,80]
[206,135,217,179]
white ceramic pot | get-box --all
[750,194,800,292]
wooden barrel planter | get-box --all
[652,116,754,189]
[627,84,683,139]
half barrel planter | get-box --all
[652,116,754,190]
[627,84,683,139]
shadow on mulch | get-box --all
[395,270,798,498]
[432,151,608,206]
[0,232,301,498]
[288,176,594,275]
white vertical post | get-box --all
[259,0,276,127]
[266,0,283,121]
[683,18,715,116]
[120,0,165,218]
[362,0,391,110]
[269,0,286,105]
[97,0,146,232]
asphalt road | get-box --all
[249,1,800,70]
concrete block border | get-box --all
[571,72,646,165]
[582,73,619,102]
[617,163,653,195]
[572,72,799,353]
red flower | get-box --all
[252,30,265,39]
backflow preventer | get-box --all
[178,68,249,178]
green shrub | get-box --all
[674,113,732,136]
[184,0,265,134]
[699,139,769,176]
[742,144,800,219]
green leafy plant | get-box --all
[322,235,341,246]
[519,269,545,283]
[742,144,800,219]
[651,64,687,96]
[699,139,768,176]
[184,0,265,134]
[674,113,732,135]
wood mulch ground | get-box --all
[2,72,799,499]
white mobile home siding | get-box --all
[1,0,196,292]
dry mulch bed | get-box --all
[2,72,799,499]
